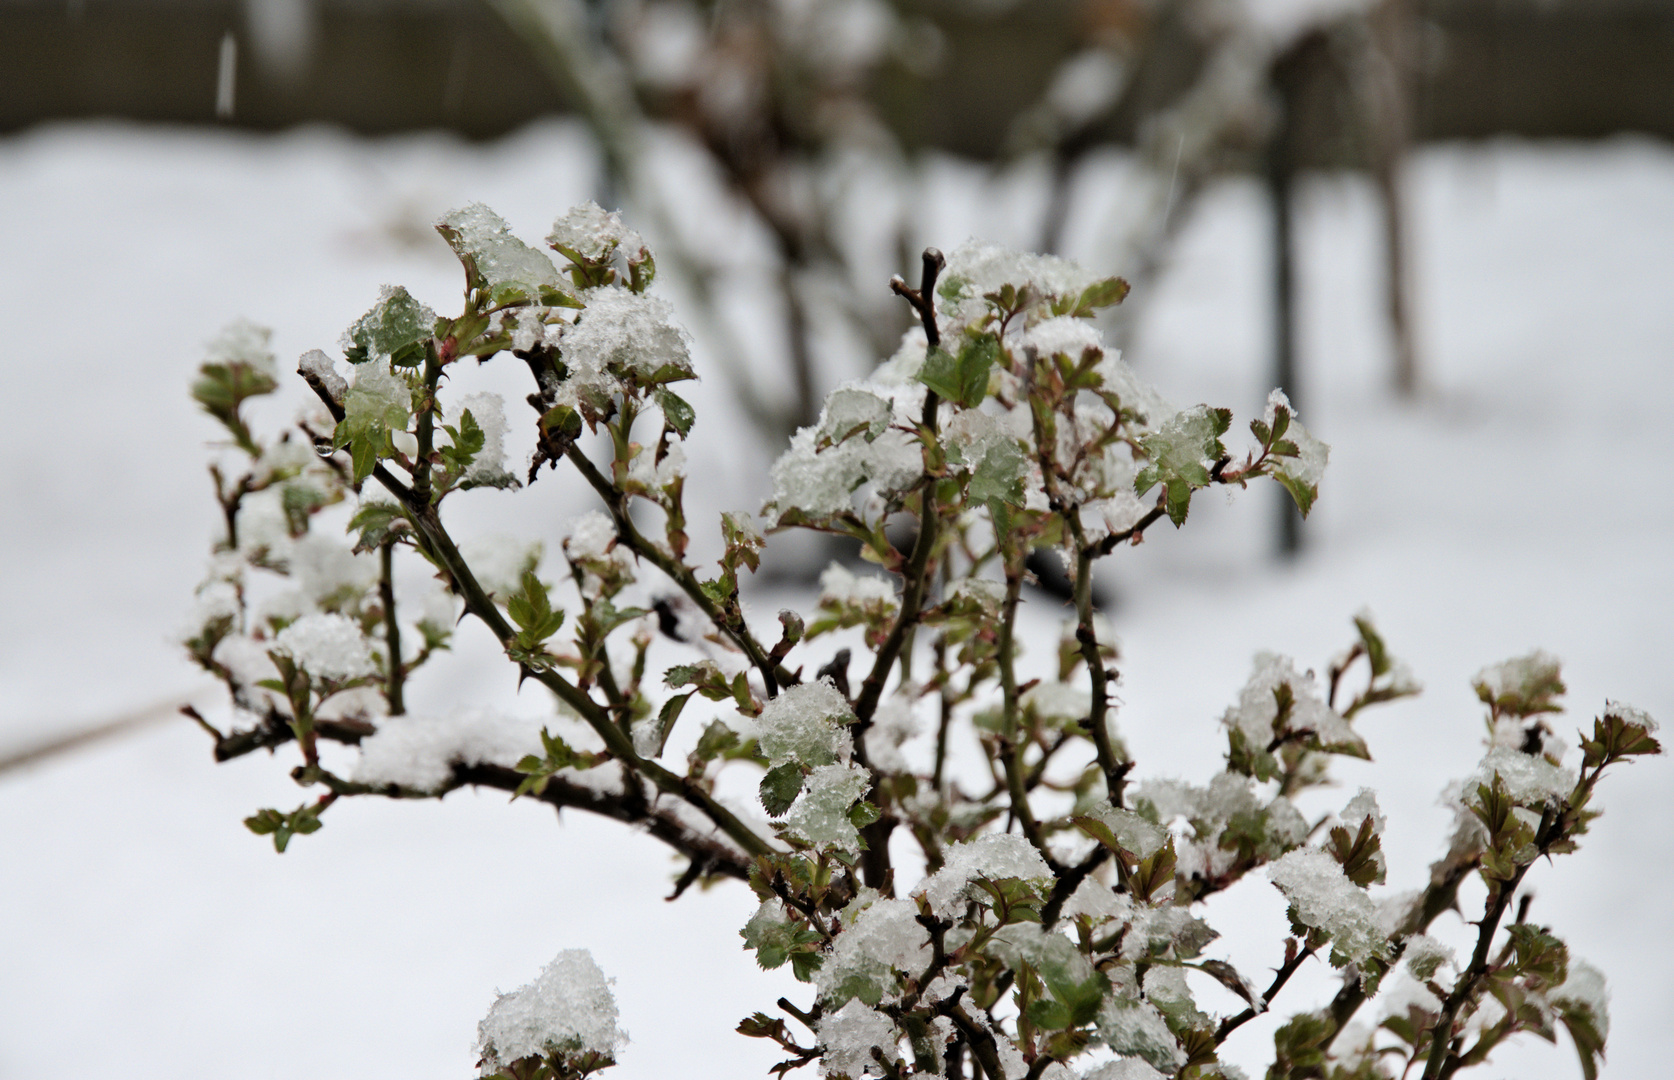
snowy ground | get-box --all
[0,122,1669,1079]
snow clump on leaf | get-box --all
[1267,847,1389,969]
[273,612,377,683]
[817,999,903,1079]
[437,203,568,302]
[784,761,873,853]
[918,833,1053,918]
[749,677,856,769]
[1472,746,1576,808]
[565,287,693,382]
[816,895,932,1006]
[548,200,643,263]
[206,317,278,379]
[475,949,625,1076]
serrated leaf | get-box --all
[760,763,804,818]
[1134,405,1232,527]
[347,500,408,554]
[919,333,998,408]
[848,800,881,829]
[968,436,1027,507]
[1070,276,1130,317]
[655,389,695,437]
[343,286,434,365]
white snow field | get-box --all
[1,122,1670,1079]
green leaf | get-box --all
[347,500,408,554]
[192,362,277,455]
[968,436,1027,508]
[243,802,324,853]
[918,333,998,408]
[507,572,565,646]
[648,692,693,758]
[655,389,695,437]
[1134,405,1232,527]
[342,286,435,365]
[760,763,804,818]
[1068,276,1130,318]
[848,800,881,829]
[1273,470,1319,518]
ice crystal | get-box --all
[273,612,378,683]
[475,949,625,1075]
[1267,848,1389,967]
[445,392,513,486]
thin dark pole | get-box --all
[1267,101,1303,557]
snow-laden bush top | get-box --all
[183,204,1659,1080]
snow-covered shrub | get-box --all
[184,204,1658,1080]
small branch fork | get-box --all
[299,364,775,864]
[194,704,752,886]
[844,249,947,890]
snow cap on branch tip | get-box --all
[548,201,644,263]
[207,317,277,379]
[273,612,378,683]
[476,949,625,1076]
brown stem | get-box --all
[563,444,785,698]
[1216,943,1319,1042]
[380,539,405,716]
